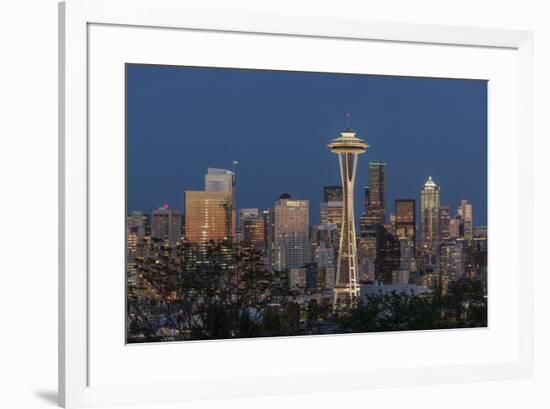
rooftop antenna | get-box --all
[346,112,352,130]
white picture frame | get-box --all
[59,0,534,407]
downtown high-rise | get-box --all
[239,208,265,251]
[458,199,473,239]
[395,199,416,243]
[205,167,236,238]
[420,176,441,255]
[270,193,310,271]
[151,205,182,245]
[184,191,232,244]
[365,162,387,225]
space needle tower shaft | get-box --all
[327,116,369,308]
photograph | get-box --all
[125,64,488,343]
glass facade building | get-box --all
[365,162,387,225]
[205,167,235,238]
[151,206,182,245]
[439,205,451,240]
[420,176,441,254]
[271,194,310,271]
[184,191,232,245]
[458,199,474,239]
[395,199,416,243]
[439,240,464,289]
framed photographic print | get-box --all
[59,0,534,407]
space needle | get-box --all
[327,114,368,308]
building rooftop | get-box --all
[424,176,437,187]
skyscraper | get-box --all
[358,186,370,234]
[420,176,441,256]
[320,185,344,231]
[376,227,401,284]
[205,167,234,193]
[205,167,235,238]
[449,216,461,239]
[239,208,265,251]
[364,186,370,211]
[357,223,380,283]
[327,125,368,307]
[271,194,309,271]
[365,162,387,225]
[310,223,339,286]
[439,205,451,240]
[151,205,182,245]
[440,240,464,291]
[126,212,146,295]
[458,199,473,239]
[395,199,416,243]
[311,223,339,253]
[320,201,343,229]
[184,191,232,244]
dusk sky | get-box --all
[126,64,487,226]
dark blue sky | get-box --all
[127,64,487,226]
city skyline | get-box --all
[129,166,482,234]
[126,64,488,342]
[127,64,488,226]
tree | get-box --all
[338,278,487,333]
[127,239,279,342]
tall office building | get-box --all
[310,223,339,271]
[320,201,343,229]
[365,162,387,225]
[389,213,396,233]
[357,223,381,283]
[323,185,343,202]
[391,239,416,285]
[151,205,182,245]
[127,210,148,230]
[359,186,372,233]
[205,167,235,238]
[449,216,461,239]
[395,199,416,243]
[126,212,146,295]
[420,176,441,254]
[458,199,473,239]
[320,185,343,231]
[440,240,464,290]
[311,223,340,252]
[239,208,265,251]
[238,208,259,231]
[271,194,309,271]
[184,191,232,245]
[375,227,401,284]
[439,205,451,240]
[463,237,487,286]
[262,209,272,266]
[327,125,368,307]
[205,167,234,193]
[364,186,371,211]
